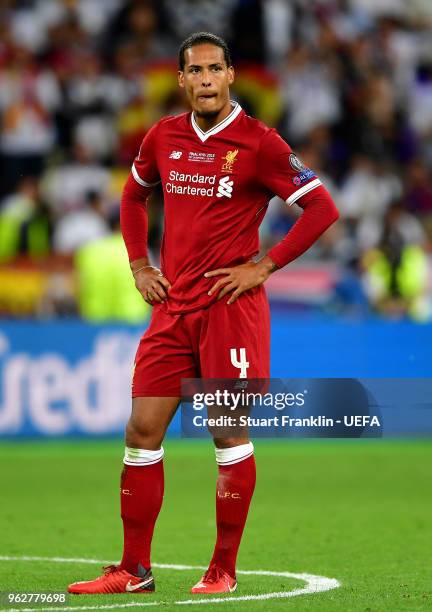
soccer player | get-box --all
[68,32,339,596]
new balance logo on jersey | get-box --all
[217,176,234,198]
[169,150,183,159]
[230,348,249,378]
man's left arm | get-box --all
[206,128,339,303]
[206,185,338,303]
[266,184,339,268]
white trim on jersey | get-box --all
[191,102,243,142]
[286,178,322,206]
[131,162,161,188]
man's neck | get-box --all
[193,100,233,133]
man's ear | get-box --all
[178,70,184,88]
[228,66,235,85]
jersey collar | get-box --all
[191,102,242,142]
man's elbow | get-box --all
[328,201,340,225]
[300,184,339,228]
[316,186,340,229]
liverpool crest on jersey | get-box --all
[221,149,239,172]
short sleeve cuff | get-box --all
[286,178,322,206]
[131,163,161,188]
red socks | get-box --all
[118,443,256,580]
[119,447,164,575]
[210,443,256,578]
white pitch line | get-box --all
[0,555,340,611]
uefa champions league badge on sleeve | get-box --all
[289,153,316,186]
[289,153,306,172]
[293,168,316,186]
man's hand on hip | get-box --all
[132,264,171,305]
[205,256,278,304]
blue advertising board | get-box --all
[1,315,431,437]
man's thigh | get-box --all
[199,285,270,379]
[133,305,198,397]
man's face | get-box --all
[178,44,234,118]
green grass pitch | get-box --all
[0,439,431,611]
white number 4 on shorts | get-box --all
[230,348,249,378]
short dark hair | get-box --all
[178,32,232,71]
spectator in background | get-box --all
[64,48,126,161]
[75,212,149,323]
[280,42,341,144]
[104,0,172,62]
[261,0,293,68]
[338,155,402,253]
[405,158,432,240]
[0,44,60,194]
[41,140,110,216]
[160,0,238,42]
[7,0,122,55]
[0,176,52,262]
[408,63,432,142]
[229,0,266,64]
[53,190,109,254]
[362,201,429,320]
[0,16,14,65]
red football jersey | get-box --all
[130,103,322,314]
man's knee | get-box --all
[125,396,179,450]
[125,418,164,450]
[213,437,250,449]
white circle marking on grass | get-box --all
[0,556,340,611]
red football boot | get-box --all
[68,564,154,594]
[190,565,237,594]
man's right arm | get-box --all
[120,172,152,266]
[120,123,171,303]
[120,122,161,264]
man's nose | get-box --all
[201,70,212,86]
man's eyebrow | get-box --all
[187,63,223,69]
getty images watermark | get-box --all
[188,384,378,432]
[181,378,432,439]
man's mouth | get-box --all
[197,93,217,102]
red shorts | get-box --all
[132,285,270,397]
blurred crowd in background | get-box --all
[0,0,432,321]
